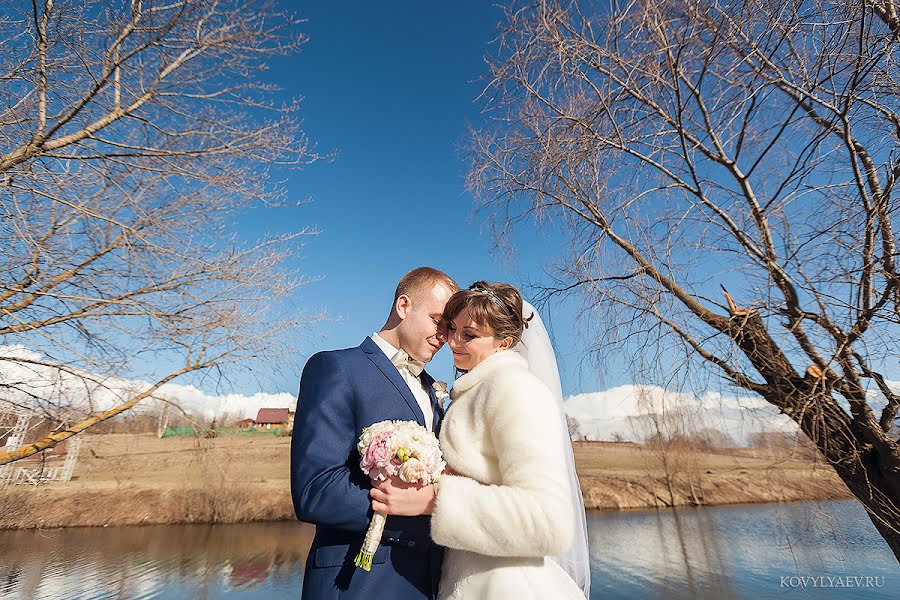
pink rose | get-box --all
[423,447,443,473]
[367,465,391,482]
[362,432,393,473]
[398,458,428,483]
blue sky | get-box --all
[232,2,618,396]
[217,2,898,403]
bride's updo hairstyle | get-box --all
[442,281,533,347]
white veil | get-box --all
[514,301,591,598]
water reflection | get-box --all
[0,501,895,599]
[0,521,314,599]
[587,501,896,599]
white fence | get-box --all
[0,402,82,485]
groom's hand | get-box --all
[370,476,436,516]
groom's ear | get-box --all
[396,294,413,320]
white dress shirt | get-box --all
[371,332,434,431]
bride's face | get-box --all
[447,307,512,371]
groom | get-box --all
[291,266,458,600]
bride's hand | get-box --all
[370,476,436,516]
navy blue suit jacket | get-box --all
[291,337,444,599]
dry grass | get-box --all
[0,433,295,529]
[573,441,850,509]
[0,434,851,529]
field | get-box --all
[0,434,850,529]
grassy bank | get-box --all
[572,441,850,509]
[0,434,851,530]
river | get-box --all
[0,500,895,599]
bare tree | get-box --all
[566,412,585,440]
[469,0,900,559]
[630,390,681,507]
[691,427,736,451]
[0,0,319,464]
[629,387,705,505]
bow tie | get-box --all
[391,349,425,377]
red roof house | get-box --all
[255,408,291,430]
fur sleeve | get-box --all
[430,369,574,557]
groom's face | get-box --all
[397,282,455,363]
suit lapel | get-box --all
[360,337,426,427]
[421,370,444,434]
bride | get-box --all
[428,282,589,599]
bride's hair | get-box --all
[441,281,533,346]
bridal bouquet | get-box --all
[354,419,445,571]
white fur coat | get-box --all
[431,350,584,599]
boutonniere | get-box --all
[432,381,449,402]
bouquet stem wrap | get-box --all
[353,419,446,573]
[354,511,387,571]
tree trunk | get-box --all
[829,447,900,560]
[725,314,900,561]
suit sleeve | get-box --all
[430,374,575,557]
[291,352,372,532]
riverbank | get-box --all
[0,434,851,529]
[572,441,850,509]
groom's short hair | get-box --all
[394,267,459,304]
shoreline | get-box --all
[0,481,852,531]
[0,435,852,531]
